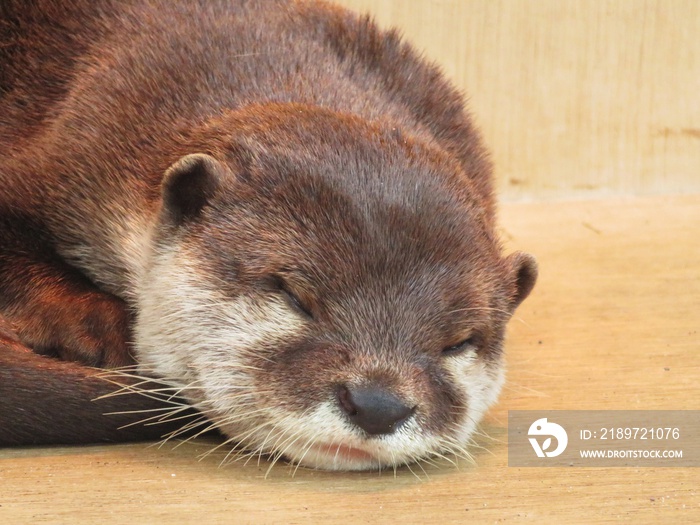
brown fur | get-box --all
[0,313,197,444]
[0,0,536,458]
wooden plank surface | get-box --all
[1,195,698,524]
[334,0,700,200]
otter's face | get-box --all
[135,110,536,471]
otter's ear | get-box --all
[160,153,226,226]
[504,252,538,311]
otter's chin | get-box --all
[285,442,385,471]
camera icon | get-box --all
[528,417,568,458]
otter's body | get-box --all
[0,0,536,470]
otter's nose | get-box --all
[336,385,415,435]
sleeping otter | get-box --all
[0,0,536,470]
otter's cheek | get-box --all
[443,351,506,442]
[134,251,305,388]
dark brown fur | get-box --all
[0,0,536,455]
[0,313,197,444]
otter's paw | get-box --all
[11,292,135,369]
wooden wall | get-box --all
[333,0,700,201]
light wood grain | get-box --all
[2,195,698,524]
[334,0,700,200]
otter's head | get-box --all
[135,104,536,471]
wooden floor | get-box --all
[1,195,698,524]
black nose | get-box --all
[336,384,415,435]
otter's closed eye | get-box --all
[274,277,313,319]
[442,335,480,357]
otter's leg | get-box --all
[0,315,199,445]
[0,218,134,368]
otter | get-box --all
[0,0,537,471]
